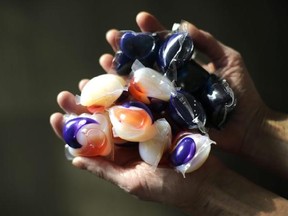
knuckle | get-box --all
[229,50,243,65]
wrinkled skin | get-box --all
[50,11,286,215]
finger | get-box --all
[182,21,228,67]
[99,53,116,74]
[57,91,88,114]
[106,12,166,52]
[78,79,89,91]
[50,112,63,139]
[72,157,132,191]
[106,29,120,52]
[136,11,166,32]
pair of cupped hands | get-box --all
[50,11,286,214]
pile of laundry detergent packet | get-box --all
[62,22,236,176]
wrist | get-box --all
[265,110,288,144]
[241,106,288,178]
[183,163,288,216]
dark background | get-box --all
[0,1,287,216]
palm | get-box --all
[71,147,222,206]
[49,11,265,205]
[101,12,265,153]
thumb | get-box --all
[181,21,228,67]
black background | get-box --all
[0,1,287,215]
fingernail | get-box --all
[72,157,86,170]
[180,20,189,32]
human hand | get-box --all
[50,86,228,215]
[100,12,288,179]
[50,75,225,209]
[50,11,288,215]
[98,12,267,154]
[49,11,226,210]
